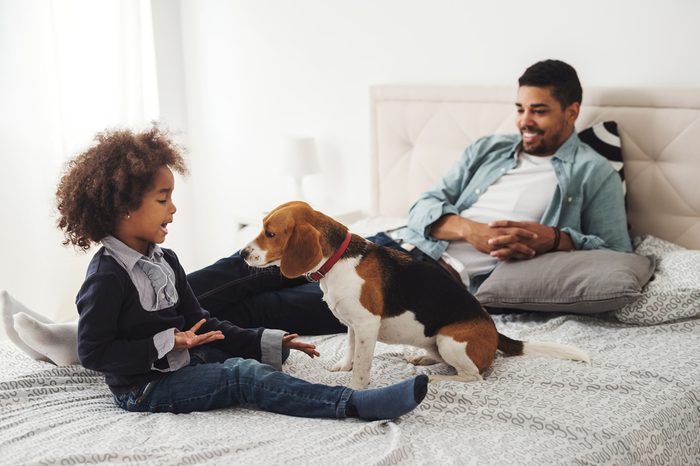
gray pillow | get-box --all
[475,250,656,314]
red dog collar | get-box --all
[305,231,352,282]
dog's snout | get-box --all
[241,244,264,266]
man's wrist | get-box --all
[549,226,561,252]
[460,217,477,242]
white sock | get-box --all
[2,290,54,362]
[14,312,80,366]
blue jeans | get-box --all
[114,346,352,417]
[187,233,406,335]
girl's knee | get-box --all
[222,357,278,381]
[219,358,286,404]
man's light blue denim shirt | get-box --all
[397,131,633,262]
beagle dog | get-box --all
[242,201,589,389]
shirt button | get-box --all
[568,196,573,202]
[500,168,506,173]
[475,188,481,194]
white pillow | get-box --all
[348,216,407,238]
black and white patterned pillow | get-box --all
[578,121,625,192]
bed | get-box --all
[2,86,699,465]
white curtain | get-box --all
[0,0,159,323]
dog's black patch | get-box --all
[362,244,487,337]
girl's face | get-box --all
[115,166,177,255]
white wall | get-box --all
[0,0,161,326]
[176,0,700,270]
[1,0,699,326]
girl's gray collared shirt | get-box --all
[101,236,178,312]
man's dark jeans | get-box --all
[187,232,451,335]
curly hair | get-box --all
[518,59,582,109]
[56,127,188,251]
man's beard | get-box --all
[520,126,564,155]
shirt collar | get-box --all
[101,236,164,271]
[551,131,580,163]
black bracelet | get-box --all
[550,226,561,252]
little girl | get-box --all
[49,127,427,420]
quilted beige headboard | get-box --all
[371,85,700,249]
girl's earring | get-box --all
[126,214,131,219]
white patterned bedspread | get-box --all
[2,310,700,466]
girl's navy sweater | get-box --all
[77,247,264,395]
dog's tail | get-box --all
[497,332,590,363]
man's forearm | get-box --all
[429,214,474,241]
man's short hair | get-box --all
[518,60,582,109]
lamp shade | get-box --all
[282,137,320,179]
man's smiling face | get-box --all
[515,85,579,156]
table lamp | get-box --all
[282,136,321,200]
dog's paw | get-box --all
[408,354,442,366]
[330,359,353,372]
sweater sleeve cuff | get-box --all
[260,329,289,370]
[153,328,176,359]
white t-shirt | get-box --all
[443,151,558,285]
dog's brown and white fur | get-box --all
[242,202,589,389]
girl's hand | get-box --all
[173,319,225,350]
[283,333,320,358]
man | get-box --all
[3,59,631,365]
[396,59,632,292]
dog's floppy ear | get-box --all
[279,223,324,278]
[263,201,309,223]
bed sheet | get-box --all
[2,311,699,465]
